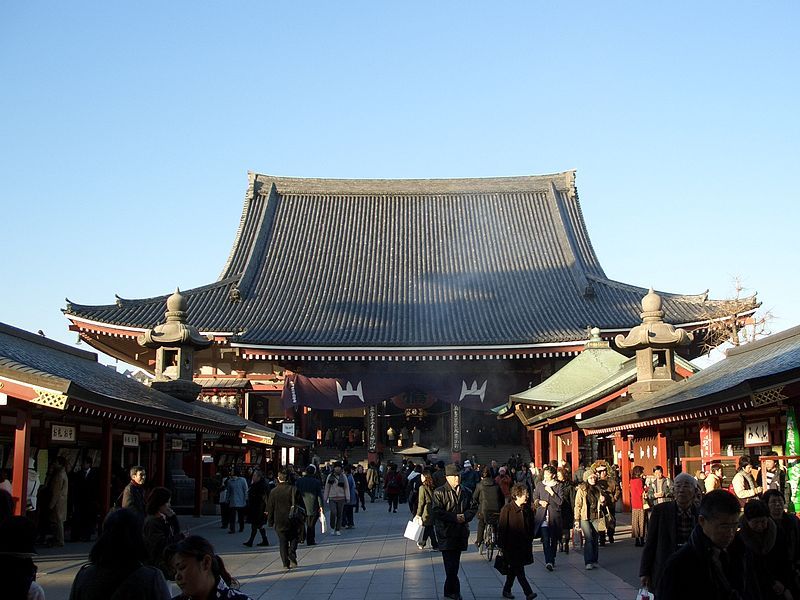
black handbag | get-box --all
[493,551,509,575]
[288,486,307,523]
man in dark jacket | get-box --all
[296,465,324,545]
[433,464,476,600]
[658,489,752,600]
[640,472,699,591]
[265,470,305,570]
[121,465,147,527]
[243,469,269,547]
[471,466,504,551]
[72,457,100,542]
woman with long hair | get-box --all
[497,483,537,600]
[143,487,184,578]
[556,467,575,554]
[69,508,171,600]
[167,535,253,600]
[414,468,439,551]
[573,468,606,570]
[629,466,646,546]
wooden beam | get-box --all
[12,407,31,516]
[194,432,204,518]
[100,418,113,518]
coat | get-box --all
[225,476,248,508]
[647,476,673,506]
[246,479,268,527]
[639,501,698,589]
[737,517,793,598]
[573,482,603,523]
[531,481,563,535]
[416,485,435,526]
[497,502,535,566]
[432,482,476,551]
[143,514,183,578]
[366,467,379,490]
[49,465,69,521]
[265,482,304,535]
[323,472,350,503]
[122,481,146,524]
[295,475,323,516]
[471,477,504,522]
[658,526,755,600]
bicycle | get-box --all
[483,519,498,561]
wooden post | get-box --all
[616,432,632,511]
[548,430,556,465]
[156,429,166,487]
[100,418,113,516]
[194,432,204,517]
[656,429,669,476]
[570,429,580,474]
[11,407,31,516]
[533,428,543,468]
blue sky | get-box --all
[1,2,798,357]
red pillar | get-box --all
[100,418,113,517]
[616,432,632,512]
[570,429,580,474]
[194,432,204,517]
[656,429,669,476]
[156,429,166,487]
[533,428,544,468]
[548,431,557,465]
[11,407,31,516]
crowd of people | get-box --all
[2,448,799,600]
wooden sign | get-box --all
[171,438,184,451]
[123,433,140,448]
[51,424,76,443]
[744,420,771,447]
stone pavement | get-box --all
[36,504,641,600]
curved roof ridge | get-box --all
[65,277,240,312]
[587,274,711,302]
[251,170,578,196]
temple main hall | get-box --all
[64,170,756,464]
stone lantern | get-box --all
[615,288,693,398]
[138,288,212,401]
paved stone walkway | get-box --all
[37,503,638,600]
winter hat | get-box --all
[463,460,472,469]
[498,467,507,474]
[582,468,597,483]
[445,464,461,476]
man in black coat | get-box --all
[433,464,476,600]
[295,465,324,545]
[121,466,147,527]
[243,469,269,547]
[72,457,100,542]
[265,470,305,570]
[658,490,754,600]
[640,472,699,591]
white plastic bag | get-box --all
[404,519,424,543]
[636,588,654,600]
[319,512,328,534]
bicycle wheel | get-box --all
[485,524,495,561]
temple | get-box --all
[63,170,757,464]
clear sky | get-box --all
[2,2,798,360]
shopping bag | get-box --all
[404,519,424,543]
[572,525,583,549]
[493,551,509,575]
[636,588,654,600]
[319,512,328,534]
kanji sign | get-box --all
[51,424,76,442]
[744,420,771,447]
[123,433,140,448]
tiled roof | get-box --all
[578,325,800,432]
[64,171,756,349]
[0,322,242,432]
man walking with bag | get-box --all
[433,464,476,600]
[266,469,305,570]
[296,465,324,545]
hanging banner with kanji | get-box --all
[785,407,800,513]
